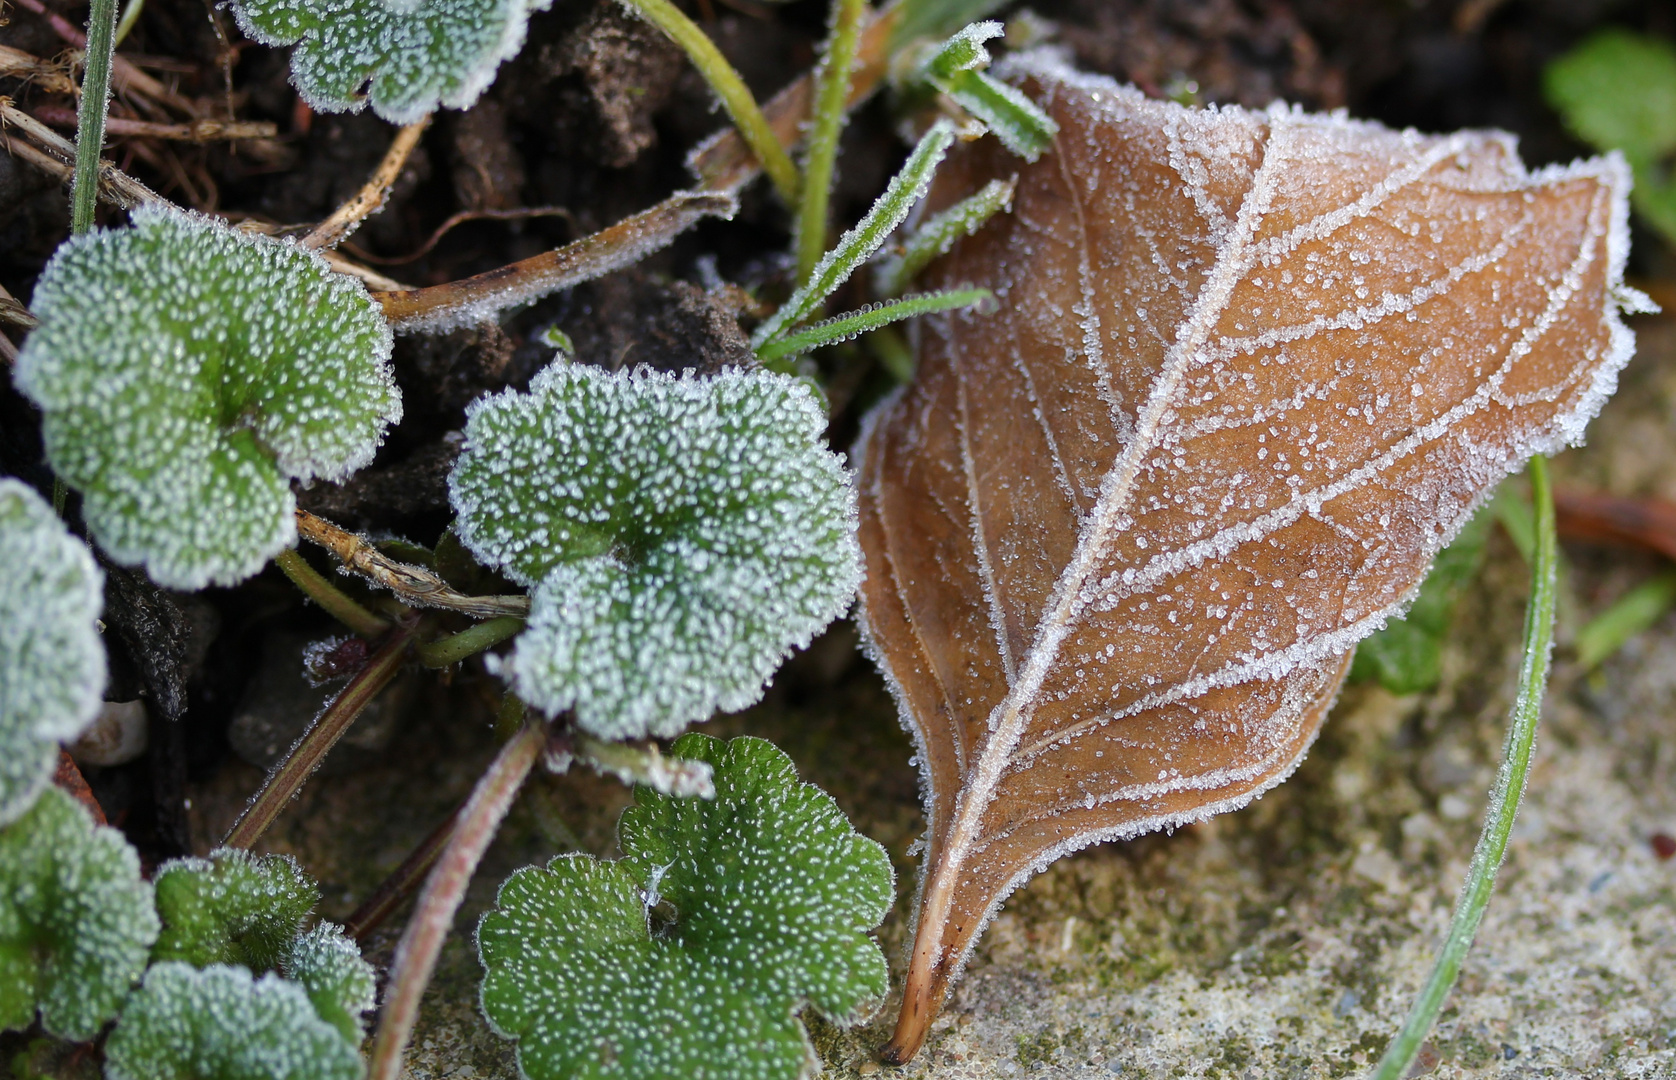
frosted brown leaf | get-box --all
[856,54,1646,1063]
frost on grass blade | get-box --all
[920,22,1057,160]
[13,205,400,590]
[0,787,159,1040]
[152,849,319,971]
[105,963,364,1080]
[230,0,551,124]
[0,479,105,825]
[476,735,893,1080]
[449,364,861,740]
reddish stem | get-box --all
[342,803,461,943]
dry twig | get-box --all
[302,115,432,250]
[295,509,530,618]
[30,103,277,142]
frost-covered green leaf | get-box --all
[476,734,893,1080]
[281,923,376,1044]
[0,479,105,826]
[450,364,860,740]
[1351,508,1491,694]
[105,962,364,1080]
[0,787,158,1040]
[1545,29,1676,244]
[152,849,318,972]
[230,0,552,124]
[12,205,400,590]
[920,22,1056,160]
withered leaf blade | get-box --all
[858,54,1642,1062]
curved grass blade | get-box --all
[756,288,991,367]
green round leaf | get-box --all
[230,0,553,124]
[152,849,319,973]
[449,364,861,740]
[13,205,400,590]
[282,923,376,1045]
[105,962,364,1080]
[476,735,892,1080]
[0,787,159,1040]
[0,479,105,825]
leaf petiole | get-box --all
[416,614,524,668]
[1370,454,1558,1080]
[70,0,119,233]
[275,548,391,639]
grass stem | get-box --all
[618,0,799,205]
[70,0,119,233]
[794,0,866,286]
[1370,455,1558,1080]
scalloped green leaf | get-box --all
[281,923,376,1044]
[229,0,553,125]
[104,962,364,1080]
[12,205,400,591]
[0,479,105,826]
[449,365,861,740]
[476,734,893,1080]
[152,849,319,972]
[0,787,159,1041]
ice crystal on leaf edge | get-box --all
[12,205,400,591]
[476,734,893,1080]
[0,478,105,826]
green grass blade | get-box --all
[876,175,1014,296]
[619,0,799,206]
[752,119,957,350]
[1574,567,1676,669]
[1369,455,1559,1080]
[755,287,990,367]
[940,69,1057,159]
[795,0,866,285]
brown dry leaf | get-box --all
[857,54,1647,1062]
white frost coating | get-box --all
[104,963,364,1080]
[13,205,400,590]
[449,364,862,740]
[857,50,1642,1013]
[282,923,377,1044]
[230,0,552,124]
[0,480,105,826]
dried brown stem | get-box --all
[343,804,461,942]
[302,115,432,251]
[9,0,196,117]
[688,5,897,194]
[0,45,77,95]
[1,101,165,208]
[222,623,415,850]
[367,721,546,1080]
[373,190,737,333]
[343,205,576,265]
[295,509,529,618]
[31,103,277,142]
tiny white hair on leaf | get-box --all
[0,479,106,826]
[13,205,400,591]
[449,363,862,740]
[230,0,553,124]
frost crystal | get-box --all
[105,962,364,1080]
[476,734,893,1080]
[230,0,552,124]
[281,923,376,1044]
[0,479,105,825]
[12,205,400,590]
[449,364,861,739]
[0,787,159,1040]
[152,849,319,971]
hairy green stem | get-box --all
[367,720,546,1080]
[222,624,414,849]
[617,0,799,205]
[795,0,866,285]
[275,548,391,639]
[71,0,119,233]
[1370,455,1557,1080]
[417,614,524,668]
